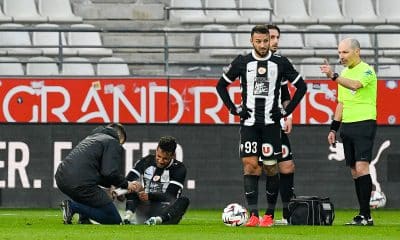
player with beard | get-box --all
[122,136,189,225]
[216,25,307,227]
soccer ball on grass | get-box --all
[222,203,248,226]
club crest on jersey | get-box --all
[262,143,273,157]
[152,175,160,181]
[258,67,266,75]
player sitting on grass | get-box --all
[123,136,190,225]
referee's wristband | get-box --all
[330,120,341,132]
[331,72,339,81]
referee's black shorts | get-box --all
[339,120,377,167]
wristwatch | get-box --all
[331,72,339,81]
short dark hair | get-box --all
[107,123,126,143]
[251,25,269,37]
[158,136,177,153]
[266,24,280,35]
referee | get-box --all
[320,38,377,226]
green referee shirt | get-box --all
[338,61,377,123]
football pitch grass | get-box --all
[0,209,399,240]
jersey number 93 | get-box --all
[241,141,257,154]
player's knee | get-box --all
[178,196,190,208]
[354,161,370,177]
[279,161,295,174]
[242,160,261,175]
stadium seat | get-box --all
[273,0,317,24]
[199,24,239,57]
[376,57,400,78]
[0,23,42,55]
[205,0,246,24]
[338,25,375,56]
[374,25,400,56]
[304,25,338,56]
[32,23,77,56]
[342,0,385,24]
[0,57,24,75]
[97,57,130,76]
[235,24,253,55]
[0,5,12,22]
[38,0,82,23]
[376,0,400,23]
[308,0,352,24]
[61,57,95,75]
[26,56,59,75]
[3,0,47,22]
[299,57,326,79]
[169,0,213,24]
[68,24,113,56]
[277,25,314,57]
[238,0,274,24]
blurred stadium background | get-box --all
[0,0,399,209]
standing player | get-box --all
[216,25,307,227]
[262,24,297,225]
[123,136,189,225]
[321,38,377,226]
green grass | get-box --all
[0,209,399,240]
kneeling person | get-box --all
[123,136,189,225]
[56,123,136,224]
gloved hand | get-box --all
[269,108,287,122]
[230,105,252,120]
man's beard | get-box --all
[255,48,267,57]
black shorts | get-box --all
[340,120,377,167]
[239,123,282,161]
[281,131,293,162]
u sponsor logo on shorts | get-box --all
[262,143,273,157]
[282,145,289,159]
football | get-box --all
[222,203,248,226]
[370,191,387,209]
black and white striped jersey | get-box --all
[126,154,186,199]
[222,50,302,126]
